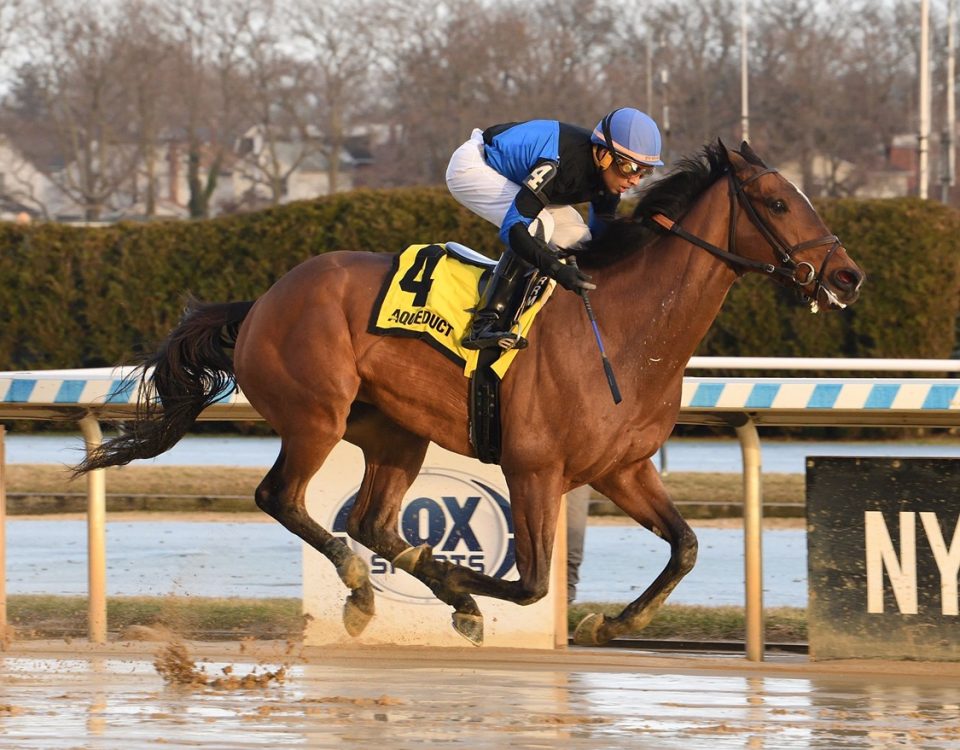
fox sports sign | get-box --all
[328,467,515,603]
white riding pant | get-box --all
[445,128,592,250]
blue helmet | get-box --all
[591,108,664,167]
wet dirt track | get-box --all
[2,641,960,749]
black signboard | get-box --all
[807,457,960,661]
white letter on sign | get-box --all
[919,512,960,616]
[865,511,918,615]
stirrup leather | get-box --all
[462,316,527,351]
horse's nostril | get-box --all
[834,268,861,289]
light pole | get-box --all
[658,32,670,148]
[661,67,670,140]
[741,0,750,143]
[645,35,654,113]
[942,0,956,203]
[920,0,931,199]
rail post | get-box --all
[79,415,107,644]
[732,414,765,661]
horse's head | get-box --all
[722,140,865,312]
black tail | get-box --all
[75,298,255,473]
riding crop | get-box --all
[569,259,622,405]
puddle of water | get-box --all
[1,655,959,749]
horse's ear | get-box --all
[719,138,747,171]
[739,141,767,167]
[720,138,765,173]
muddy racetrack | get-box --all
[2,639,959,749]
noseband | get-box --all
[650,167,843,311]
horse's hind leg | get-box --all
[402,470,566,627]
[344,410,485,645]
[573,459,698,646]
[256,439,375,637]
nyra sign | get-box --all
[864,510,960,617]
[301,442,563,648]
[807,457,960,661]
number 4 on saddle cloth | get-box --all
[369,242,555,378]
[368,242,556,463]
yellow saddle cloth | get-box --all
[369,242,554,378]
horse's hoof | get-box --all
[343,598,374,637]
[572,613,609,646]
[452,612,484,646]
[342,587,375,637]
[392,544,429,574]
[336,555,369,590]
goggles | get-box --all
[614,154,655,178]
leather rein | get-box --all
[649,167,842,309]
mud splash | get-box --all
[153,638,286,689]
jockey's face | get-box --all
[601,159,649,194]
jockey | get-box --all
[446,107,663,350]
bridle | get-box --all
[649,166,843,311]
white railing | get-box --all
[687,357,960,371]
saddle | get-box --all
[368,242,555,464]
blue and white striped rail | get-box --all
[0,368,257,421]
[679,377,960,427]
[1,367,959,426]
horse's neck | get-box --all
[602,184,738,374]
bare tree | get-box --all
[121,0,178,217]
[161,0,253,217]
[0,1,46,214]
[11,0,142,219]
[0,0,27,61]
[633,0,740,158]
[506,0,614,120]
[376,0,613,185]
[0,0,943,213]
[370,0,476,185]
[290,0,379,193]
[749,0,917,196]
[227,0,322,208]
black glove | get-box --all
[548,260,597,292]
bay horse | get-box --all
[78,141,864,646]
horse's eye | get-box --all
[768,199,788,214]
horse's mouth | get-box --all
[821,286,851,310]
[807,266,863,312]
[824,266,864,308]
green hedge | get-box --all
[0,189,957,371]
[0,188,499,369]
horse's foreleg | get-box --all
[256,437,376,637]
[573,459,697,646]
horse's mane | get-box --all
[577,141,730,270]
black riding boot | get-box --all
[462,250,529,350]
